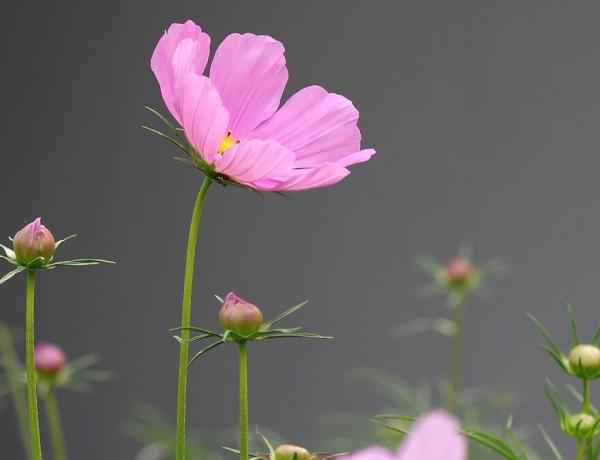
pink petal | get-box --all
[268,163,350,191]
[338,447,395,460]
[209,33,288,138]
[214,139,295,189]
[180,74,230,164]
[250,85,374,168]
[397,410,467,460]
[151,20,211,123]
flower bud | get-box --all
[35,343,66,375]
[444,258,475,287]
[275,445,312,460]
[567,413,597,437]
[569,344,600,377]
[218,292,263,336]
[13,218,56,266]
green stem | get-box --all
[25,270,42,460]
[175,177,212,460]
[0,324,30,458]
[447,292,466,414]
[582,378,591,414]
[44,389,67,460]
[576,439,587,460]
[239,342,249,460]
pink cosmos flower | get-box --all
[342,411,466,460]
[151,20,375,191]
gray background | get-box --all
[1,0,599,458]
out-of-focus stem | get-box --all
[582,378,591,414]
[0,324,30,458]
[44,389,67,460]
[447,292,466,414]
[175,176,212,460]
[25,270,42,460]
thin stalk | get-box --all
[25,270,42,460]
[175,177,212,460]
[582,378,591,414]
[239,342,249,460]
[0,324,30,458]
[576,439,586,460]
[44,389,67,460]
[447,292,466,414]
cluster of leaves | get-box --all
[317,371,538,460]
[172,297,332,366]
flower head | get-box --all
[219,292,264,336]
[13,217,56,267]
[569,344,600,378]
[35,343,66,375]
[151,20,375,191]
[342,411,466,460]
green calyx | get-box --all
[171,297,333,367]
[0,233,114,285]
[566,413,600,439]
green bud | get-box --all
[567,413,597,438]
[569,344,600,378]
[218,292,263,336]
[275,445,312,460]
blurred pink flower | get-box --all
[35,343,66,375]
[342,411,466,460]
[151,20,375,191]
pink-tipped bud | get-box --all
[275,445,312,460]
[35,343,66,375]
[444,258,475,286]
[218,292,263,336]
[13,218,56,266]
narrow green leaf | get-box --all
[257,432,276,460]
[170,326,222,338]
[568,304,579,347]
[264,301,309,328]
[0,243,15,260]
[141,125,190,155]
[145,106,177,132]
[528,314,564,360]
[187,340,224,367]
[48,258,115,267]
[0,255,17,265]
[260,333,333,341]
[0,266,26,285]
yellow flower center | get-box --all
[218,132,238,154]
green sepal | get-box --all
[0,243,16,261]
[0,266,27,285]
[54,234,77,249]
[263,300,308,329]
[0,255,17,266]
[187,340,225,367]
[528,314,572,375]
[46,258,116,268]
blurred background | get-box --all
[2,0,600,458]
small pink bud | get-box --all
[35,343,66,375]
[218,292,263,336]
[13,217,56,266]
[444,258,475,285]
